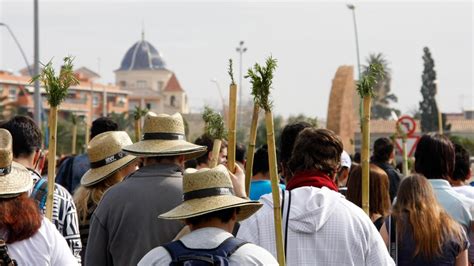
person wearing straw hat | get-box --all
[0,129,77,265]
[56,117,119,194]
[138,165,277,265]
[0,115,82,262]
[237,128,394,265]
[73,131,138,263]
[85,113,207,266]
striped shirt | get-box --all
[29,170,82,263]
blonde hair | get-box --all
[74,172,124,223]
[393,174,466,259]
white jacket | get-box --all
[238,186,394,265]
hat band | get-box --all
[90,151,126,169]
[183,187,234,201]
[0,165,12,176]
[142,132,185,141]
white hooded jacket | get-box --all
[237,186,394,265]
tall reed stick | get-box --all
[202,106,226,168]
[245,104,259,195]
[356,63,384,215]
[227,59,237,172]
[246,56,285,265]
[31,56,79,220]
[71,114,77,154]
[133,106,148,142]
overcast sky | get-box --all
[1,0,472,119]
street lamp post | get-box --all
[347,4,361,80]
[34,0,41,127]
[0,23,33,76]
[236,41,247,127]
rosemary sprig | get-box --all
[202,106,226,140]
[245,56,278,112]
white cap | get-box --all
[341,150,352,169]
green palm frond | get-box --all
[31,56,79,107]
[228,59,235,85]
[245,56,278,112]
[133,106,148,121]
[202,106,226,140]
[357,63,384,97]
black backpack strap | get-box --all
[162,237,248,264]
[162,240,188,263]
[0,239,17,266]
[388,215,398,264]
[214,237,248,258]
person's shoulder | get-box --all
[53,183,74,200]
[232,243,278,265]
[138,246,171,266]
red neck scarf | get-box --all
[286,170,338,192]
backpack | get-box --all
[0,239,17,266]
[30,178,49,210]
[162,237,247,266]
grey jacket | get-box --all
[85,163,184,266]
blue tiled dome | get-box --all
[118,39,166,71]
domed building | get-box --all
[115,33,189,114]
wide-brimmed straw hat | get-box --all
[123,113,207,160]
[0,129,32,198]
[159,165,263,221]
[81,131,137,187]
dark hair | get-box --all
[194,135,214,165]
[288,128,343,177]
[279,122,312,164]
[0,116,42,158]
[185,207,239,227]
[353,152,361,164]
[346,164,391,217]
[372,137,394,163]
[235,143,246,164]
[414,133,454,180]
[253,145,269,176]
[0,193,42,244]
[452,144,471,181]
[90,117,119,140]
[193,134,227,165]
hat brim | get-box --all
[159,195,263,222]
[123,140,207,160]
[0,161,33,198]
[81,155,137,187]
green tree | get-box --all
[362,53,400,119]
[419,47,450,132]
[287,114,318,127]
[255,115,284,149]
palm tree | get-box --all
[362,53,400,119]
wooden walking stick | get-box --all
[246,56,285,265]
[133,106,148,142]
[227,59,238,172]
[31,56,79,220]
[71,113,77,154]
[202,107,226,168]
[245,104,259,195]
[356,63,384,215]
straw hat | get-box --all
[159,165,263,221]
[81,131,137,187]
[0,129,32,198]
[123,113,207,160]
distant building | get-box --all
[0,69,129,123]
[115,33,189,114]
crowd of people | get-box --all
[0,112,472,265]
